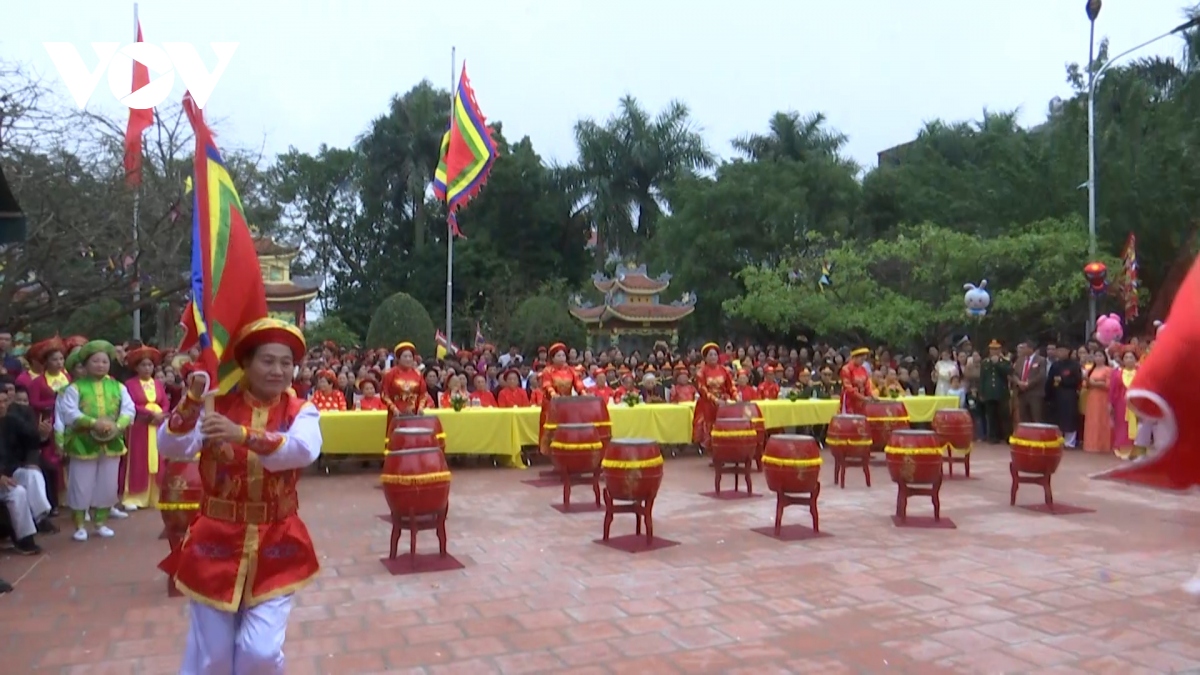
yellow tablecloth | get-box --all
[510,403,699,446]
[318,409,524,468]
[756,396,959,428]
[318,396,960,469]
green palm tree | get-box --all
[569,95,713,263]
[732,111,855,169]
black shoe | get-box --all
[36,518,59,535]
[14,536,42,556]
[0,578,12,594]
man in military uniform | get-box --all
[979,340,1012,443]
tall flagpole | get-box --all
[445,46,455,351]
[131,2,142,341]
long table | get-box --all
[318,396,959,468]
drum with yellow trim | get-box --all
[710,417,758,464]
[381,445,451,516]
[548,395,613,449]
[884,429,944,484]
[602,438,663,502]
[388,414,447,454]
[717,402,765,457]
[157,459,201,544]
[932,408,973,457]
[1009,423,1063,474]
[549,423,604,475]
[762,434,822,493]
[865,400,910,452]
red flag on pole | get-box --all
[123,18,153,186]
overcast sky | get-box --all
[8,0,1195,171]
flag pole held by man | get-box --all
[158,91,323,675]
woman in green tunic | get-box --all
[55,341,135,542]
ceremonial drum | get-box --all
[1009,423,1064,474]
[549,423,605,475]
[716,402,765,453]
[826,414,872,453]
[865,400,910,452]
[389,426,442,454]
[157,459,202,543]
[602,438,664,502]
[382,430,451,516]
[762,434,823,493]
[548,395,613,447]
[710,417,758,464]
[388,414,446,454]
[932,409,973,456]
[884,430,944,484]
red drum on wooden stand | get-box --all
[710,417,757,494]
[601,438,664,543]
[541,395,613,476]
[825,414,872,488]
[381,433,451,561]
[865,400,910,453]
[762,434,823,535]
[549,423,604,508]
[388,414,446,454]
[885,430,945,521]
[157,459,201,597]
[932,408,973,477]
[1009,423,1064,507]
[717,402,765,469]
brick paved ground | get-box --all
[3,443,1200,674]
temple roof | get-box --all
[265,276,320,301]
[254,235,298,258]
[569,290,696,324]
[592,263,672,295]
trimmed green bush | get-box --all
[366,292,436,357]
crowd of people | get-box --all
[288,332,1157,456]
[0,326,1159,594]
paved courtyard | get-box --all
[3,444,1200,674]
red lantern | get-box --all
[1083,261,1108,296]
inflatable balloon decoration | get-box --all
[963,280,990,317]
[1083,261,1108,296]
[1094,313,1123,347]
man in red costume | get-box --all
[693,342,736,448]
[157,318,321,673]
[670,365,696,403]
[538,342,585,453]
[381,342,427,428]
[588,366,615,403]
[839,347,875,415]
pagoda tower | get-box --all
[568,262,696,350]
[254,236,320,327]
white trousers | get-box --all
[0,484,37,540]
[13,468,51,521]
[67,454,120,512]
[182,595,292,675]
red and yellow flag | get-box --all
[179,92,268,393]
[432,63,498,238]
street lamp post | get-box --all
[1084,4,1200,339]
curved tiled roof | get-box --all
[569,303,694,324]
[254,236,298,257]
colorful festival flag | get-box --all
[474,322,486,350]
[432,63,499,238]
[435,330,457,360]
[1122,232,1139,322]
[818,261,834,292]
[123,19,153,186]
[178,92,268,393]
